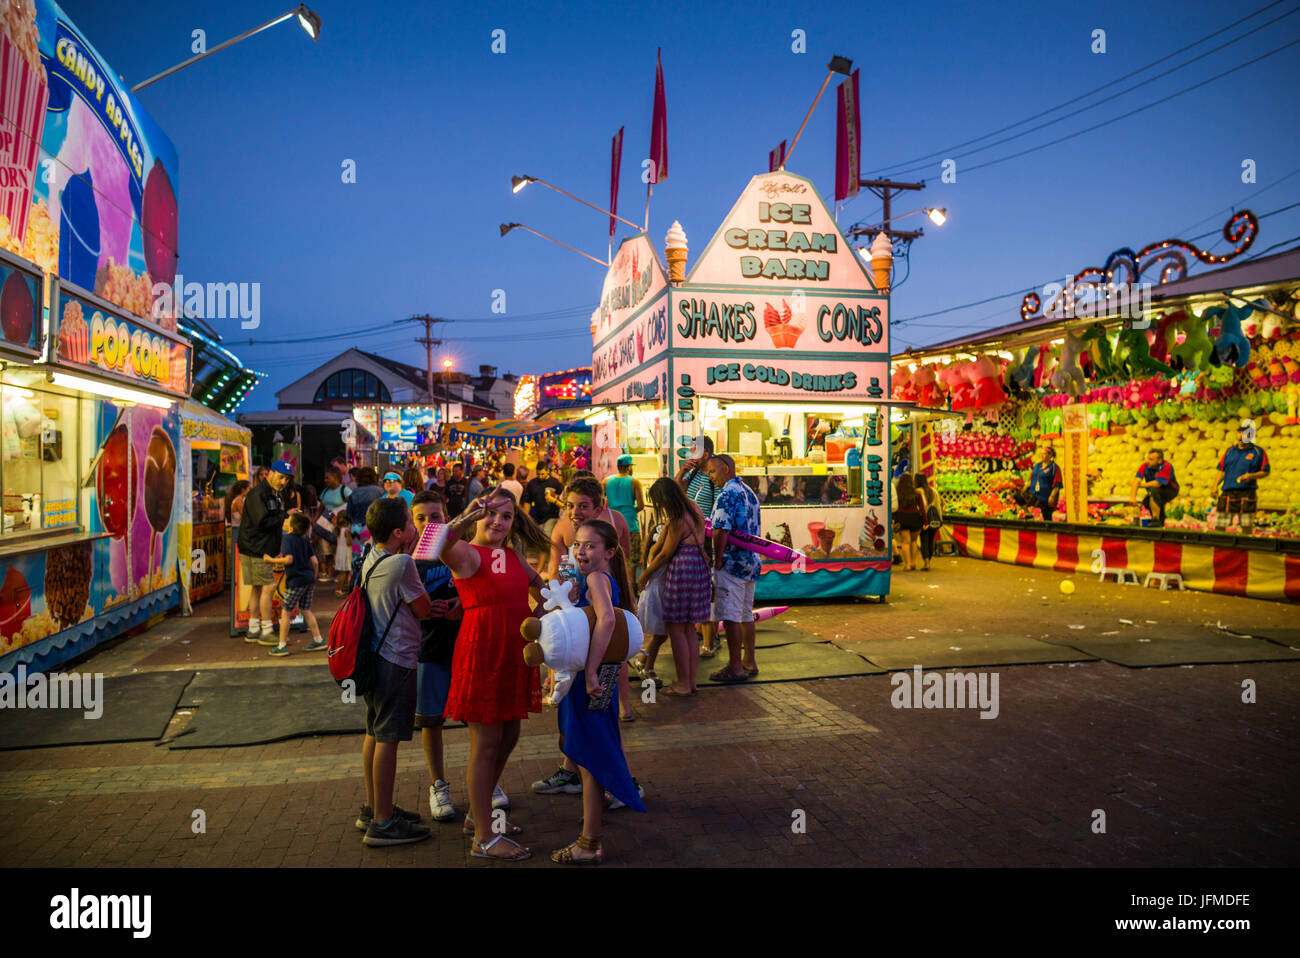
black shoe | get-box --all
[356,803,422,831]
[363,816,431,846]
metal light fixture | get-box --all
[508,174,641,230]
[133,4,322,91]
[500,222,610,267]
[926,207,947,226]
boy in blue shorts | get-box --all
[411,491,463,822]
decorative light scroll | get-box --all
[1020,210,1259,322]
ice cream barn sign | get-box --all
[592,171,895,601]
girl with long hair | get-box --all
[893,474,924,571]
[914,473,942,571]
[435,487,552,861]
[224,480,250,525]
[552,518,646,864]
[638,477,710,695]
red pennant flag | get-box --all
[835,69,861,201]
[610,126,624,239]
[769,140,787,172]
[649,49,668,185]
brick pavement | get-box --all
[0,556,1296,867]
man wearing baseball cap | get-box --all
[238,461,296,641]
[1212,419,1271,533]
[382,471,413,506]
[604,454,645,574]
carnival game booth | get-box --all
[891,216,1300,601]
[590,171,894,600]
[178,401,250,606]
[444,418,562,453]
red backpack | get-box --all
[327,552,398,694]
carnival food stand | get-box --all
[178,400,250,605]
[1,0,191,672]
[590,171,894,600]
[891,215,1300,601]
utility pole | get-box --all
[399,315,447,403]
[846,178,926,242]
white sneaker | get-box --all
[429,780,456,822]
[491,784,510,810]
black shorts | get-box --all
[1218,491,1256,515]
[362,656,417,743]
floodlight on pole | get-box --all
[781,54,853,170]
[133,4,321,91]
[500,223,610,268]
[509,174,642,231]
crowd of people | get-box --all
[225,440,764,862]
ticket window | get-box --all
[2,379,82,534]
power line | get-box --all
[866,0,1291,176]
[886,33,1300,181]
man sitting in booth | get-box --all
[1130,448,1179,528]
[1211,419,1271,534]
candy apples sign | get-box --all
[54,285,190,396]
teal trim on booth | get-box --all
[754,566,889,600]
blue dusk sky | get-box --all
[63,0,1300,409]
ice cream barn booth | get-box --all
[890,215,1300,602]
[590,171,896,600]
[2,0,197,673]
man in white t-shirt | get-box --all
[499,462,525,504]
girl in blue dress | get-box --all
[553,519,646,864]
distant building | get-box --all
[238,348,518,477]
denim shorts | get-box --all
[363,656,417,743]
[414,661,452,727]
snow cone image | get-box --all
[763,299,805,348]
[0,0,48,246]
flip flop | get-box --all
[709,668,749,684]
[744,666,759,677]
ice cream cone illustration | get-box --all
[665,220,688,284]
[870,232,893,292]
[763,299,805,348]
[1,0,49,247]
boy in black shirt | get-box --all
[410,491,465,822]
[264,513,325,656]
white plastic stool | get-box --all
[1144,571,1185,591]
[1099,568,1140,585]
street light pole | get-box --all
[442,359,453,442]
[132,4,321,92]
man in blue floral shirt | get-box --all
[707,455,762,683]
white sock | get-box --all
[249,618,261,634]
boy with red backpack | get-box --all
[353,497,433,846]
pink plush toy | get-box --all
[941,363,975,410]
[1149,310,1185,365]
[913,365,942,407]
[968,355,1007,408]
[892,365,916,402]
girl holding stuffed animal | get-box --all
[436,487,552,861]
[553,518,646,865]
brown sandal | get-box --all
[551,833,603,865]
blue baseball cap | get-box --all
[270,461,294,476]
[382,471,402,482]
[617,454,633,467]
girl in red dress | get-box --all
[437,486,550,861]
